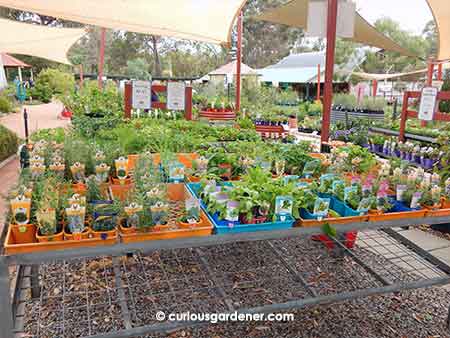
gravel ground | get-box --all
[416,224,450,242]
[17,234,450,338]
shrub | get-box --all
[0,95,12,113]
[31,68,75,102]
[0,125,19,162]
[61,80,123,137]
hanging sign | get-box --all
[418,86,438,121]
[306,0,356,39]
[167,82,186,110]
[132,80,151,109]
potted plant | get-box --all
[9,195,35,244]
[178,196,203,229]
[112,157,131,185]
[65,204,88,240]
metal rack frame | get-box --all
[2,216,450,338]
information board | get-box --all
[132,80,151,110]
[167,82,186,110]
[418,86,438,121]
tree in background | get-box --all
[362,18,432,74]
[242,0,304,69]
[125,58,151,80]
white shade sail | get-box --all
[0,0,247,45]
[0,18,86,64]
[254,0,417,57]
[426,0,450,61]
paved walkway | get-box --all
[0,101,68,139]
[0,101,68,226]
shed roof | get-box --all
[209,61,259,76]
[1,53,31,68]
[258,66,321,84]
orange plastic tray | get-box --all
[4,226,118,255]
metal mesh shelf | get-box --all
[12,230,450,338]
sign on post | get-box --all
[167,82,186,110]
[418,86,438,121]
[132,80,151,110]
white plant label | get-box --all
[167,82,186,110]
[418,86,438,121]
[132,80,151,110]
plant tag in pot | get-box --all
[30,155,44,166]
[410,192,422,209]
[49,162,65,178]
[150,202,169,225]
[195,156,209,174]
[275,196,293,221]
[225,201,239,222]
[396,185,407,202]
[169,162,185,183]
[66,204,86,234]
[313,198,330,220]
[31,163,46,180]
[274,160,285,176]
[95,151,106,163]
[297,182,310,189]
[185,197,200,223]
[70,162,85,183]
[283,175,299,184]
[302,160,320,178]
[95,163,111,183]
[10,196,31,225]
[37,208,57,235]
[124,203,143,228]
[357,198,371,215]
[115,157,129,181]
[69,194,86,207]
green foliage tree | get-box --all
[242,0,305,69]
[362,18,431,74]
[31,69,75,103]
[125,58,151,80]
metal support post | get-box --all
[0,257,13,338]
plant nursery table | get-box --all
[1,215,450,338]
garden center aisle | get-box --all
[0,101,69,226]
[0,101,69,139]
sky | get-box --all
[355,0,433,35]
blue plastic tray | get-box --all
[388,198,422,212]
[186,183,294,234]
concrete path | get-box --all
[0,101,68,139]
[0,101,68,227]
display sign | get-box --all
[307,0,356,39]
[132,80,151,109]
[418,86,438,121]
[167,82,186,110]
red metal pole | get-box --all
[372,80,378,97]
[316,64,321,101]
[320,0,338,147]
[235,12,243,113]
[438,62,443,81]
[423,59,435,126]
[427,59,434,86]
[185,86,193,121]
[124,82,132,119]
[399,91,409,142]
[98,28,106,89]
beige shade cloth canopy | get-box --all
[427,0,450,61]
[0,0,247,45]
[254,0,416,57]
[0,18,86,64]
[351,69,428,81]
